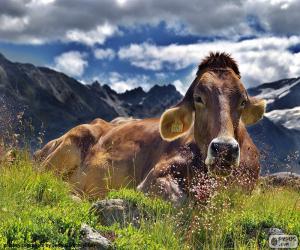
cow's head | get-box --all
[159,52,266,176]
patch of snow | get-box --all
[138,97,146,105]
[265,106,300,131]
[256,79,300,104]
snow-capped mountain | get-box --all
[248,77,300,174]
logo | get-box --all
[269,235,298,249]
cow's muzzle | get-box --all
[205,137,240,176]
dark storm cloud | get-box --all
[259,1,300,35]
[0,0,29,17]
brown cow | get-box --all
[35,52,266,204]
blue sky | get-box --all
[1,0,300,94]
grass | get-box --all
[0,150,96,248]
[0,150,299,249]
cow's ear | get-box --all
[159,104,193,141]
[242,97,266,126]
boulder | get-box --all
[90,199,141,227]
[261,172,300,191]
[80,224,113,250]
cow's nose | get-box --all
[209,137,240,163]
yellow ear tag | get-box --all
[171,119,183,133]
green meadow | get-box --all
[0,150,299,249]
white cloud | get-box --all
[92,72,152,93]
[118,36,300,88]
[28,0,56,6]
[115,0,128,7]
[118,43,200,70]
[0,15,29,32]
[53,51,88,77]
[172,67,197,94]
[110,73,152,93]
[65,23,117,46]
[94,48,115,60]
[172,80,186,95]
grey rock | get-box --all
[91,199,141,227]
[261,172,300,191]
[80,223,113,250]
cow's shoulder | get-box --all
[154,141,205,178]
[137,141,206,203]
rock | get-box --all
[80,224,113,250]
[90,199,141,227]
[261,172,300,191]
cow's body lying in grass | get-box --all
[35,53,266,203]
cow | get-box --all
[35,52,266,204]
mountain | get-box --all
[0,53,182,143]
[0,53,299,174]
[248,77,300,174]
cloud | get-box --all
[1,0,300,45]
[66,23,118,46]
[118,43,200,70]
[0,0,28,17]
[0,15,29,32]
[53,51,88,77]
[109,72,153,93]
[118,36,300,88]
[0,1,119,45]
[245,0,300,35]
[92,72,153,93]
[172,68,198,94]
[29,0,56,5]
[94,48,116,60]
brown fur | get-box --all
[35,52,266,203]
[197,52,240,77]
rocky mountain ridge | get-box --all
[248,77,300,174]
[0,53,181,143]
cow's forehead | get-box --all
[196,70,245,93]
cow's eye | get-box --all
[240,100,247,108]
[194,96,203,104]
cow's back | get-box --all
[79,118,165,191]
[35,117,166,197]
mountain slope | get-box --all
[248,77,300,174]
[0,53,182,142]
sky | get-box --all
[1,0,300,94]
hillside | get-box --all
[0,53,181,142]
[248,78,300,174]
